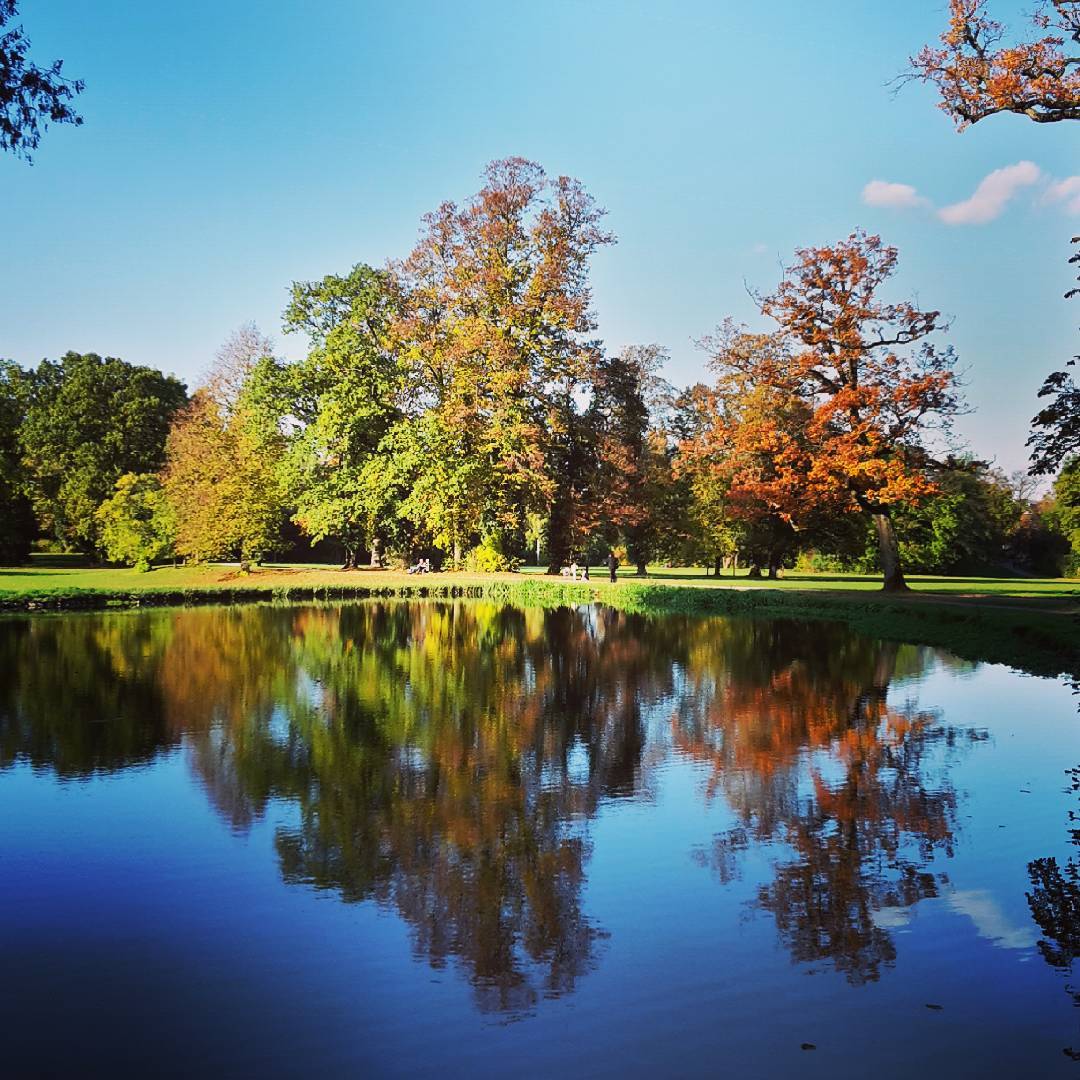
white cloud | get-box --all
[750,242,768,255]
[1043,175,1080,215]
[946,889,1038,950]
[938,161,1041,225]
[862,179,928,210]
[873,887,1038,950]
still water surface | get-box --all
[1,601,1078,1076]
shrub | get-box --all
[96,473,175,571]
[464,535,519,573]
[793,550,849,574]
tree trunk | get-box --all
[747,565,763,579]
[872,511,909,592]
[453,540,462,569]
[370,537,382,569]
[635,560,647,577]
[546,497,572,574]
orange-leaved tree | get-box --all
[162,328,285,564]
[908,0,1080,128]
[908,5,1078,479]
[728,232,961,591]
[680,327,822,576]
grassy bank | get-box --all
[2,556,1077,681]
[607,583,1080,682]
[3,554,1077,602]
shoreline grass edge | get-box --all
[2,575,1077,683]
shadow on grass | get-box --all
[28,554,96,569]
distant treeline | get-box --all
[1,160,1077,583]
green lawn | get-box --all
[0,555,485,596]
[1,554,1076,606]
[586,564,1080,601]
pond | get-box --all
[1,601,1078,1077]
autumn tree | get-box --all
[681,327,838,578]
[662,385,739,571]
[714,234,960,591]
[0,0,83,161]
[163,329,285,563]
[910,7,1078,485]
[201,321,272,413]
[911,6,1078,481]
[670,622,975,983]
[387,158,613,570]
[908,0,1080,128]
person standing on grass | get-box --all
[608,552,618,583]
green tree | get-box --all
[18,352,187,552]
[0,359,34,563]
[1047,459,1080,574]
[95,472,175,571]
[665,384,739,570]
[387,412,490,566]
[1029,237,1080,477]
[887,460,1020,574]
[590,345,671,574]
[259,265,405,567]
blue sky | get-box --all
[2,0,1076,473]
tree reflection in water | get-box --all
[1027,766,1080,1059]
[672,621,983,984]
[0,613,177,776]
[168,602,671,1012]
[0,603,984,1009]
